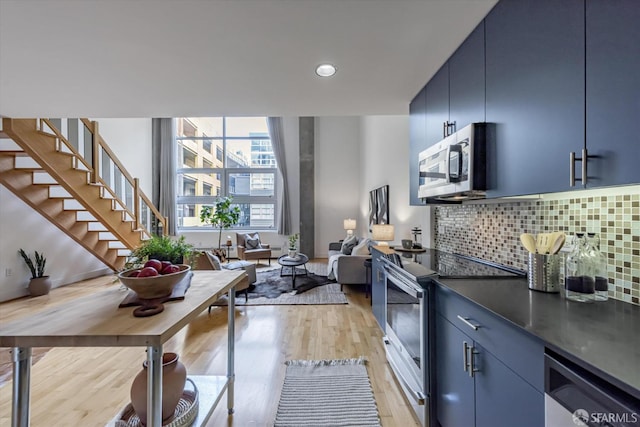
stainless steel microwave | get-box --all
[417,123,487,202]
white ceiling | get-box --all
[0,0,497,118]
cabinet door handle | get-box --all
[457,315,480,330]
[570,148,590,187]
[469,346,479,378]
[463,341,470,372]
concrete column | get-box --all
[299,117,315,257]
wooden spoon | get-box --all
[520,233,537,254]
[536,233,554,254]
[549,232,566,254]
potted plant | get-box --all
[18,249,52,296]
[129,235,194,266]
[288,233,299,258]
[199,196,241,261]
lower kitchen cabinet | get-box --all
[371,247,386,331]
[435,286,544,427]
[435,314,475,427]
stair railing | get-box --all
[38,118,168,238]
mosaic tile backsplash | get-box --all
[434,192,640,305]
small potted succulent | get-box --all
[288,233,299,258]
[18,249,52,296]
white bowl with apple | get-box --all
[118,259,191,299]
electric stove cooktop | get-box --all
[387,249,526,284]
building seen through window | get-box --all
[176,117,277,230]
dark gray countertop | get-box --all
[435,277,640,399]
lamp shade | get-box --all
[343,218,356,231]
[372,224,395,243]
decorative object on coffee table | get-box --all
[18,249,52,296]
[288,233,299,258]
[130,352,187,425]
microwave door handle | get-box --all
[449,144,463,183]
[445,145,452,183]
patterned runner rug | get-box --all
[274,357,382,427]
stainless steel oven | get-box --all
[383,257,432,427]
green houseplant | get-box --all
[288,233,299,258]
[129,235,194,266]
[18,249,52,296]
[199,196,241,250]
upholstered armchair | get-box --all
[236,232,271,264]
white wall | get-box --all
[359,116,430,246]
[315,117,362,255]
[95,118,153,195]
[0,119,153,302]
[0,188,111,301]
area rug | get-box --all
[212,268,348,305]
[274,357,382,427]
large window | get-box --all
[176,117,277,230]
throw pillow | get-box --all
[244,233,261,249]
[340,234,358,255]
[206,252,222,270]
[352,238,371,256]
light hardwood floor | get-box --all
[0,261,420,427]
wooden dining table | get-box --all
[0,270,247,427]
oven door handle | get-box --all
[384,339,426,406]
[385,271,424,299]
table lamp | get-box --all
[343,218,356,236]
[372,224,395,246]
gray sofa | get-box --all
[327,240,371,286]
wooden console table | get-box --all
[0,270,246,427]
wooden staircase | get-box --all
[0,118,167,271]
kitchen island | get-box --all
[0,269,246,427]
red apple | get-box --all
[162,265,180,275]
[144,259,163,272]
[138,266,159,277]
[128,270,141,277]
[160,261,173,272]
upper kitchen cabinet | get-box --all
[425,63,450,148]
[585,0,640,188]
[449,21,486,133]
[410,86,427,206]
[485,0,585,198]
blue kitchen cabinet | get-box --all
[409,86,427,206]
[435,285,544,427]
[474,343,544,427]
[410,20,485,204]
[485,0,585,197]
[585,0,640,188]
[435,314,475,427]
[371,247,386,331]
[425,63,450,149]
[449,20,486,132]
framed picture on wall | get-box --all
[368,185,389,231]
[376,185,389,224]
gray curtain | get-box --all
[267,117,291,235]
[152,118,177,236]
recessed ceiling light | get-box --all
[315,63,337,77]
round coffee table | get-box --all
[277,253,309,289]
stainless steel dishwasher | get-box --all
[545,352,640,427]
